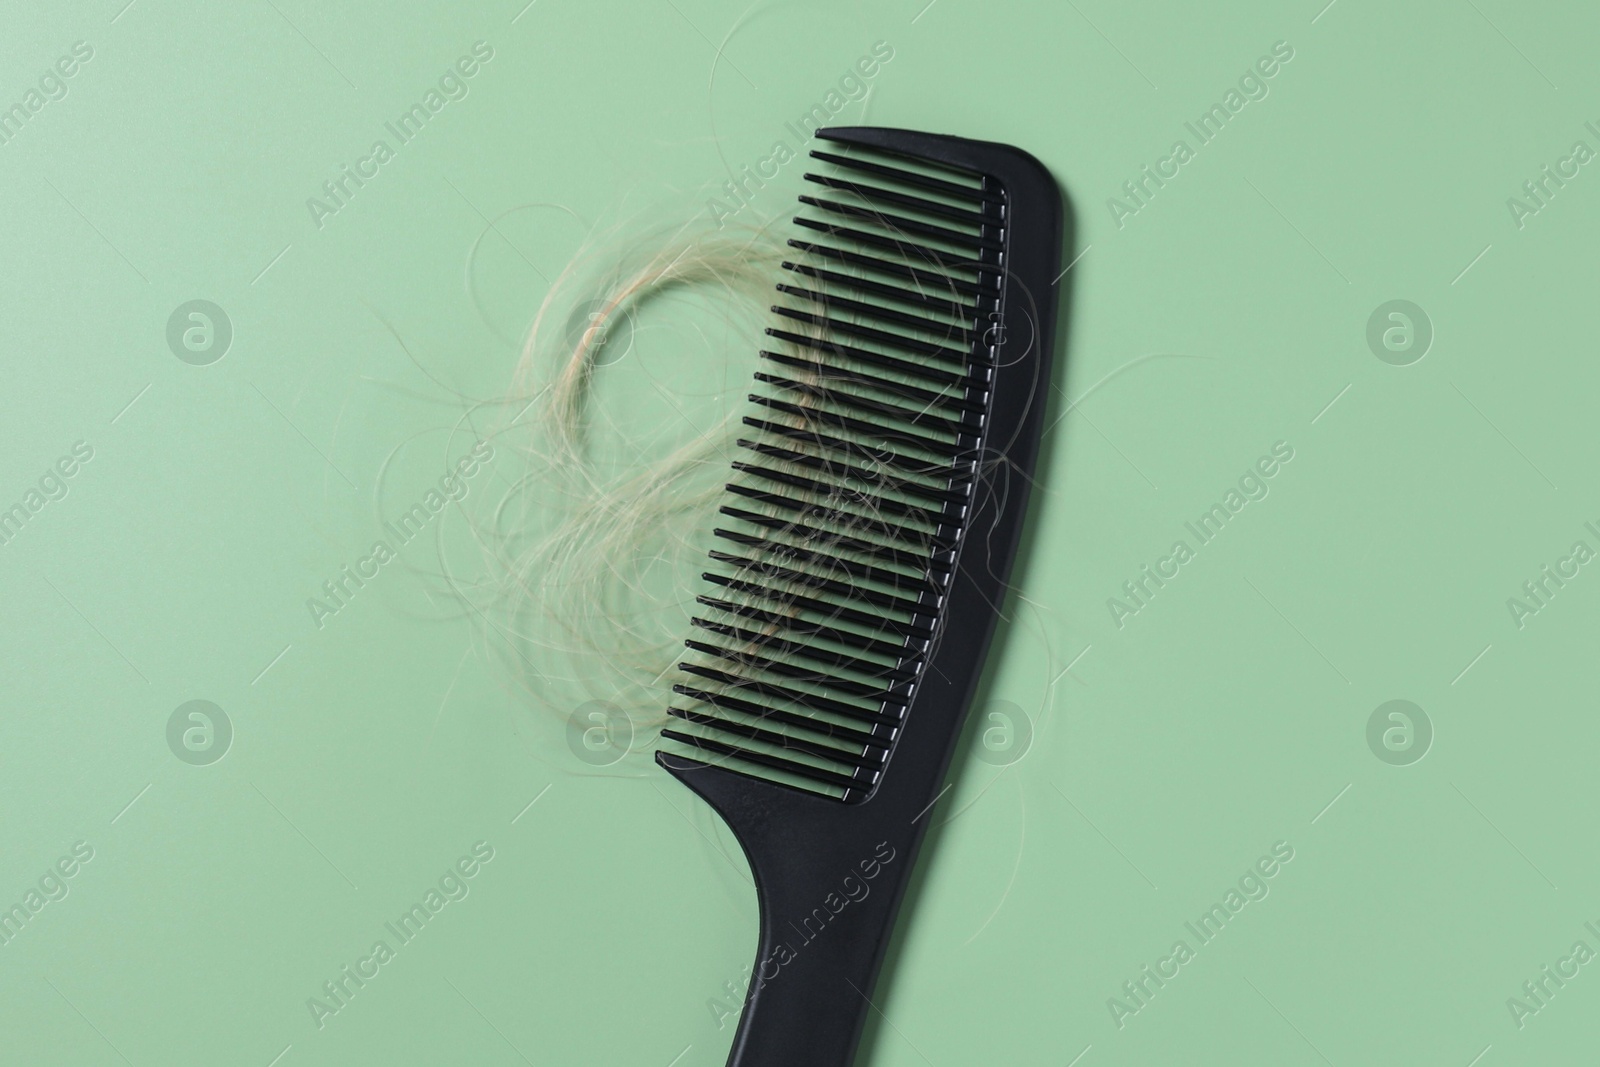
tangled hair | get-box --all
[473,219,788,733]
[470,193,1065,781]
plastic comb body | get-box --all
[658,126,1064,1067]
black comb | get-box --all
[658,126,1063,1067]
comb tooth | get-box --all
[741,419,960,479]
[809,148,1000,205]
[675,675,902,742]
[732,442,969,506]
[681,639,915,703]
[747,394,968,458]
[746,395,972,467]
[769,306,972,363]
[659,728,873,794]
[717,506,954,575]
[793,218,998,276]
[729,459,951,526]
[718,503,950,568]
[689,620,917,689]
[675,671,895,731]
[758,351,983,416]
[673,680,893,740]
[714,526,943,593]
[671,696,890,754]
[753,373,973,438]
[691,617,919,683]
[667,707,887,769]
[695,596,914,660]
[667,708,872,769]
[752,371,966,432]
[797,195,1001,253]
[701,572,933,640]
[723,484,955,553]
[802,172,989,227]
[736,425,960,479]
[782,261,976,318]
[787,240,985,297]
[763,329,981,388]
[684,638,912,704]
[708,550,933,618]
[774,285,973,346]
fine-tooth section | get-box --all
[661,137,1007,802]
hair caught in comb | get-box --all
[658,139,1013,801]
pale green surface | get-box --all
[3,0,1598,1064]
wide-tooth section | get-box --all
[663,138,1007,802]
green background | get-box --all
[3,0,1597,1064]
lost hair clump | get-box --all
[472,219,789,736]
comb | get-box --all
[658,126,1063,1066]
